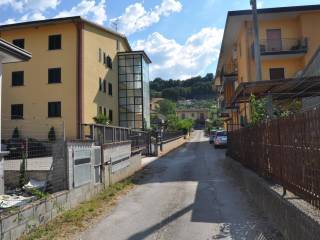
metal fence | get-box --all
[161,130,185,142]
[80,124,150,154]
[228,108,320,208]
[1,117,67,205]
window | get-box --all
[99,78,102,91]
[11,104,23,119]
[12,71,24,86]
[99,48,102,62]
[103,53,106,64]
[48,102,61,117]
[98,106,102,114]
[104,108,107,116]
[109,110,113,122]
[103,80,106,93]
[108,83,112,96]
[48,68,61,84]
[107,56,112,69]
[12,39,24,49]
[266,29,282,51]
[270,68,285,80]
[48,34,61,50]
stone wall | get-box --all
[0,183,103,240]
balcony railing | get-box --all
[259,38,308,54]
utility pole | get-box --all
[250,0,262,81]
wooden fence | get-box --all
[228,108,320,208]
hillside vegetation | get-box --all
[150,73,215,101]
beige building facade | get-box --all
[0,17,151,140]
[176,109,209,122]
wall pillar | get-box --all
[0,60,8,194]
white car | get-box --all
[214,131,227,148]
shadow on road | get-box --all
[128,132,282,240]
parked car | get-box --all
[1,143,7,151]
[209,130,217,144]
[214,131,227,148]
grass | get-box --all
[20,178,134,240]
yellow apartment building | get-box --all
[214,4,320,126]
[176,109,209,123]
[0,17,151,140]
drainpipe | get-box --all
[76,21,84,139]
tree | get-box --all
[12,127,20,139]
[158,99,176,116]
[177,119,194,134]
[150,73,216,100]
[48,127,56,142]
[19,151,27,188]
[167,114,180,130]
[249,94,267,125]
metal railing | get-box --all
[161,131,185,142]
[80,123,150,154]
[228,107,320,209]
[259,38,308,53]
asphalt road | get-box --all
[81,130,282,240]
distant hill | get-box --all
[150,73,216,101]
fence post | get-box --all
[277,118,286,196]
[25,138,28,173]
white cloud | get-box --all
[0,0,107,26]
[257,0,264,8]
[0,0,60,12]
[111,0,182,36]
[133,27,224,80]
[0,11,46,25]
[55,0,107,25]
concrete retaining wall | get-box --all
[104,154,142,186]
[224,157,320,240]
[158,136,186,156]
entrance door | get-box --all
[266,29,282,51]
[270,68,285,80]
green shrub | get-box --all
[93,113,109,125]
[48,127,56,142]
[12,127,20,139]
[19,156,26,188]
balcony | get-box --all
[253,38,308,59]
[221,63,238,76]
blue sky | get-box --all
[1,0,319,80]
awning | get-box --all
[232,76,320,104]
[0,38,32,63]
